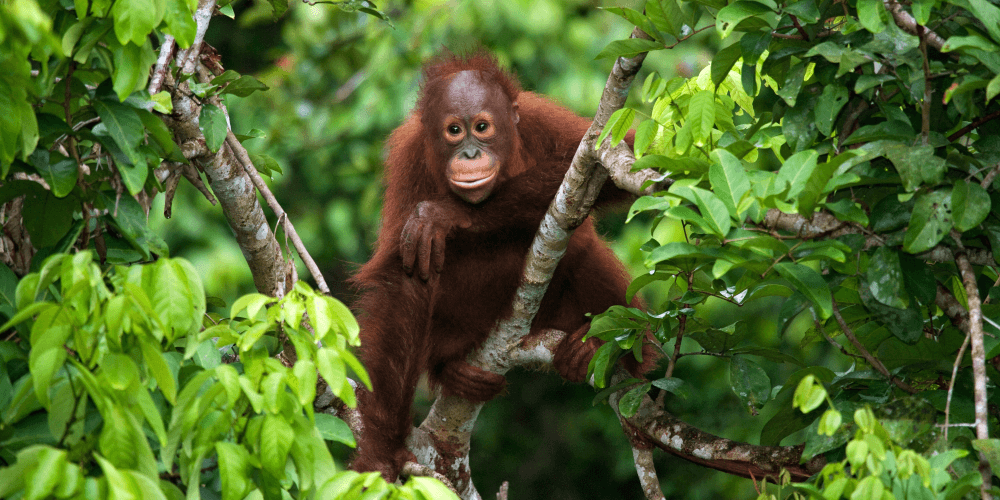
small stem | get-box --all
[831,301,917,394]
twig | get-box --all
[948,108,1000,142]
[950,231,993,499]
[225,131,331,295]
[943,332,971,441]
[831,301,917,394]
[918,26,931,145]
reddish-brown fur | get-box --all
[349,53,656,481]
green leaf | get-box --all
[111,0,162,46]
[618,381,651,418]
[711,43,742,89]
[815,85,848,136]
[776,62,807,107]
[951,180,990,231]
[162,0,196,48]
[686,186,731,237]
[782,100,817,152]
[785,0,820,22]
[315,413,356,446]
[858,278,924,343]
[220,75,270,98]
[23,191,77,249]
[594,38,663,60]
[965,0,1000,44]
[903,189,953,254]
[716,1,773,39]
[31,150,77,198]
[687,90,716,146]
[775,149,819,199]
[709,150,750,218]
[857,0,887,33]
[774,262,832,319]
[111,40,156,102]
[93,98,143,164]
[633,119,658,157]
[899,253,936,304]
[216,442,251,500]
[199,103,228,153]
[792,374,826,413]
[646,0,688,38]
[867,246,906,309]
[886,144,946,191]
[408,476,460,500]
[260,413,294,479]
[140,338,177,405]
[730,356,770,414]
[601,7,664,43]
[650,377,693,399]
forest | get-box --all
[0,0,998,499]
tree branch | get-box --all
[951,231,994,499]
[158,0,287,297]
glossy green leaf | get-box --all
[199,103,228,153]
[776,62,806,107]
[31,150,77,198]
[815,85,848,136]
[687,90,716,146]
[650,377,693,399]
[111,40,156,102]
[688,186,731,237]
[646,0,688,38]
[966,0,1000,44]
[711,42,742,89]
[618,381,651,417]
[162,0,196,48]
[857,0,887,33]
[858,278,924,343]
[775,149,819,199]
[93,98,143,163]
[634,119,658,157]
[774,262,832,318]
[716,1,772,39]
[315,413,356,446]
[594,38,663,59]
[886,144,946,191]
[903,189,953,254]
[709,149,750,219]
[220,75,270,98]
[730,356,770,414]
[867,247,906,309]
[111,0,162,46]
[951,180,990,231]
[23,191,76,249]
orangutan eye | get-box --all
[475,122,489,133]
[447,125,462,135]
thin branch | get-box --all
[918,25,931,145]
[948,108,1000,142]
[225,131,330,294]
[943,332,971,442]
[831,301,917,394]
[951,231,994,499]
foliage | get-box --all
[588,0,1000,495]
[0,252,454,500]
[0,0,456,498]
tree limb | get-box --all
[951,231,994,499]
